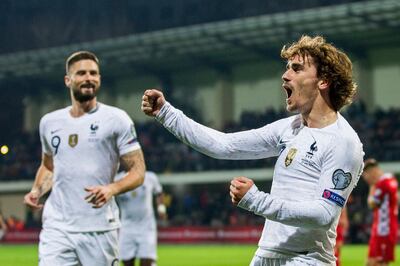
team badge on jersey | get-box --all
[90,122,99,135]
[68,134,78,147]
[306,141,318,158]
[285,148,297,167]
[332,169,352,190]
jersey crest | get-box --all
[68,134,79,147]
[285,148,297,167]
[90,122,99,135]
[306,141,318,158]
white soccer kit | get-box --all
[116,171,162,260]
[38,103,141,266]
[156,102,364,266]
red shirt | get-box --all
[370,173,398,242]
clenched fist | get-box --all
[229,176,254,205]
[141,89,166,116]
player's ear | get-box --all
[318,79,330,91]
[64,75,71,87]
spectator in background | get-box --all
[335,207,349,266]
[6,215,24,231]
[362,158,398,266]
[142,35,364,265]
[116,171,167,266]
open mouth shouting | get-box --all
[283,84,293,101]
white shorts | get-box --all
[119,230,157,261]
[250,255,319,266]
[39,227,119,266]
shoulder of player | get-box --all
[263,114,299,133]
[145,171,158,181]
[98,103,130,120]
[40,106,70,124]
[379,173,398,189]
[336,114,362,142]
[325,115,362,149]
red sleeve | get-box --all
[372,179,387,206]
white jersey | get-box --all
[39,103,141,232]
[116,171,162,234]
[156,102,364,265]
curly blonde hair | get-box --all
[281,35,357,111]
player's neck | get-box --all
[302,101,337,128]
[70,99,98,117]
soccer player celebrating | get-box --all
[142,35,364,265]
[24,51,145,266]
[362,159,398,266]
[116,171,166,266]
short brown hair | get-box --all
[65,51,99,74]
[363,158,378,172]
[281,35,357,111]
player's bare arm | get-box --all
[23,153,54,210]
[85,149,146,208]
[141,89,166,116]
[156,193,168,220]
[367,185,379,209]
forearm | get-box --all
[156,102,274,160]
[156,194,167,217]
[31,165,53,197]
[110,170,144,195]
[367,185,378,209]
[156,102,229,158]
[112,150,145,195]
[238,185,338,229]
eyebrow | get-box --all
[75,69,99,74]
[286,61,304,70]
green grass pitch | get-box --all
[0,244,399,266]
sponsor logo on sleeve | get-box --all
[322,189,345,207]
[332,169,352,190]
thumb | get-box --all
[145,89,162,98]
[235,176,250,183]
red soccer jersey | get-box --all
[370,173,398,242]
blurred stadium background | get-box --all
[0,0,399,265]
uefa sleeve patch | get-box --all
[322,189,345,207]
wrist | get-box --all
[30,188,41,196]
[107,183,120,196]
